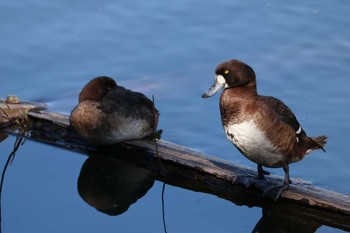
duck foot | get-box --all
[153,129,163,139]
[261,182,289,202]
[237,164,270,188]
[237,164,291,201]
[237,175,268,189]
[237,176,290,201]
[259,164,291,201]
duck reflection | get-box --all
[77,153,155,216]
[252,208,320,233]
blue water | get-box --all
[1,0,350,232]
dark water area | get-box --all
[1,0,350,232]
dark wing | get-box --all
[260,95,326,152]
[259,95,305,135]
[101,86,159,130]
[102,86,155,113]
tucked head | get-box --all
[78,76,117,103]
[202,59,256,98]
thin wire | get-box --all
[161,182,168,233]
[152,96,166,173]
[0,136,23,233]
[152,96,168,233]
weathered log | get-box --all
[0,98,350,231]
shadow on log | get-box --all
[0,99,350,231]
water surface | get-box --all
[1,0,350,232]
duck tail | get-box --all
[308,135,328,153]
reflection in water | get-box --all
[0,134,25,233]
[77,148,323,232]
[77,153,155,216]
[252,209,320,233]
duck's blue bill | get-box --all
[202,75,225,98]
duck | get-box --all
[70,76,159,145]
[202,59,327,201]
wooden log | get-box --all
[0,96,46,124]
[1,99,350,231]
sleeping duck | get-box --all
[70,76,159,145]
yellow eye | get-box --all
[224,70,229,74]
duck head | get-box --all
[78,76,117,103]
[202,59,257,98]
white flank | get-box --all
[224,120,284,167]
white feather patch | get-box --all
[224,120,284,167]
[216,74,226,84]
[296,125,302,134]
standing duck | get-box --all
[202,59,327,200]
[70,76,159,145]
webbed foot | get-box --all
[261,165,291,202]
[237,164,291,202]
[262,182,290,202]
[237,164,271,188]
[237,175,268,189]
[153,129,163,139]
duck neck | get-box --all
[219,85,258,123]
[223,85,258,99]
